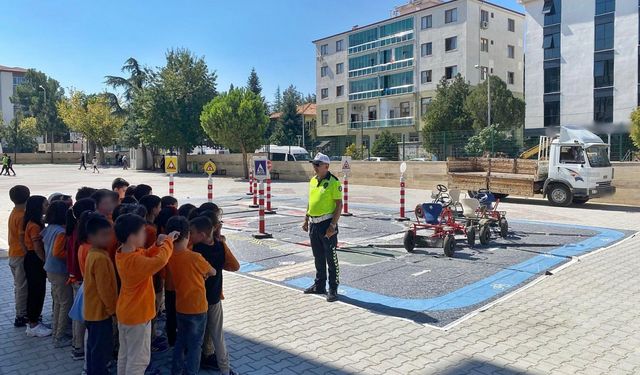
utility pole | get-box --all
[39,85,53,163]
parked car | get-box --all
[409,157,428,161]
[329,156,342,161]
[255,145,310,161]
[364,157,390,162]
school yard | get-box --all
[1,164,639,375]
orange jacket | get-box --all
[84,248,117,321]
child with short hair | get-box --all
[114,213,175,374]
[167,216,215,375]
[23,195,52,337]
[161,195,178,209]
[112,178,130,203]
[8,185,30,327]
[92,156,99,173]
[84,213,118,375]
[190,215,239,375]
[42,201,73,347]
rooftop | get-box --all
[0,65,27,73]
[270,103,317,120]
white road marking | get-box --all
[411,270,431,277]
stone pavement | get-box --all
[1,165,639,374]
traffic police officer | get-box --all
[302,152,343,302]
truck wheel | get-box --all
[466,226,476,247]
[572,198,589,205]
[547,184,572,207]
[479,225,491,245]
[499,217,509,238]
[443,235,456,257]
[403,230,416,253]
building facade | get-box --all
[521,0,638,133]
[313,0,524,156]
[0,65,27,126]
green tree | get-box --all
[371,130,399,160]
[421,75,474,158]
[277,85,304,146]
[344,143,365,160]
[141,48,217,171]
[0,115,39,153]
[464,124,513,156]
[271,86,283,113]
[464,75,524,132]
[200,88,268,178]
[303,93,316,104]
[631,107,640,150]
[247,68,262,96]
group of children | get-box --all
[7,177,239,375]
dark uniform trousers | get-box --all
[309,219,339,290]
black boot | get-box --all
[303,284,326,294]
[326,288,338,302]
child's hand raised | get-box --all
[156,231,180,245]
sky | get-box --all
[0,0,523,105]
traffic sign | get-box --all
[204,160,217,176]
[254,157,268,180]
[341,156,352,175]
[400,162,407,174]
[267,160,272,172]
[165,156,178,174]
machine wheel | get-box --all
[443,235,456,257]
[466,226,476,247]
[547,184,572,207]
[479,225,491,245]
[499,217,509,238]
[403,230,416,253]
[572,197,589,205]
[467,190,478,198]
[494,193,509,200]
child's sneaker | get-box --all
[25,323,52,337]
[53,336,72,348]
[71,347,85,361]
[13,316,27,327]
[200,354,219,370]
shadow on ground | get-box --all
[439,358,534,374]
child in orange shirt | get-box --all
[112,178,130,204]
[114,213,175,374]
[23,195,51,337]
[166,216,215,375]
[83,213,118,375]
[8,185,30,328]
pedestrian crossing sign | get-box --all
[254,157,268,180]
[204,161,217,176]
[341,156,352,175]
[165,156,178,174]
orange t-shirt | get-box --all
[144,224,157,249]
[84,248,117,321]
[23,222,42,251]
[78,243,91,277]
[167,250,212,314]
[8,207,25,257]
[115,238,173,325]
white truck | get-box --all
[447,126,616,207]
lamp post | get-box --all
[474,65,493,155]
[38,85,53,163]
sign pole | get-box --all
[169,174,175,197]
[253,157,272,239]
[250,179,259,208]
[203,160,217,202]
[396,162,410,221]
[265,177,276,214]
[247,169,254,195]
[207,175,213,202]
[342,173,353,216]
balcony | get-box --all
[348,31,414,55]
[349,117,415,129]
[348,58,414,78]
[348,84,414,101]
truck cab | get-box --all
[544,127,616,206]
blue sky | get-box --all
[0,0,523,104]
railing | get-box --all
[348,84,414,101]
[349,117,415,129]
[348,32,414,54]
[348,58,414,78]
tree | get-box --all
[464,124,513,156]
[141,48,217,171]
[371,130,399,160]
[464,75,525,132]
[303,93,316,104]
[0,115,38,153]
[422,75,474,157]
[57,91,125,163]
[271,86,282,113]
[247,68,262,96]
[200,88,268,178]
[344,143,366,160]
[276,85,305,146]
[631,107,640,150]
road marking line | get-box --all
[411,270,431,277]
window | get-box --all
[544,0,561,26]
[321,88,328,99]
[368,106,377,120]
[409,132,419,142]
[559,146,585,164]
[542,0,554,14]
[481,10,489,23]
[400,102,410,117]
[321,110,329,125]
[336,85,344,97]
[421,15,432,29]
[445,65,458,79]
[596,0,615,15]
[271,153,286,161]
[336,39,343,52]
[320,44,328,55]
[507,45,515,58]
[421,42,432,56]
[480,66,488,80]
[421,70,432,84]
[421,97,432,116]
[445,36,457,51]
[320,66,328,77]
[594,52,614,88]
[543,32,560,60]
[336,108,344,124]
[481,38,489,52]
[508,18,515,32]
[544,67,560,93]
[507,71,515,85]
[544,100,560,127]
[336,63,344,74]
[445,8,457,24]
[595,21,614,51]
[594,89,614,123]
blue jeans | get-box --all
[86,318,113,375]
[172,312,206,375]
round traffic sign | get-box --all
[204,161,217,176]
[400,162,407,174]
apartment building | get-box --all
[521,0,638,134]
[313,0,524,156]
[0,65,27,126]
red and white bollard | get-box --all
[249,178,259,208]
[342,174,353,216]
[246,169,254,195]
[253,180,272,239]
[396,174,410,221]
[207,176,213,202]
[265,178,276,214]
[169,174,175,197]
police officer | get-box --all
[302,153,343,302]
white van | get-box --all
[255,145,310,161]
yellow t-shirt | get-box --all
[307,173,342,217]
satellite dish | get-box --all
[400,162,407,174]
